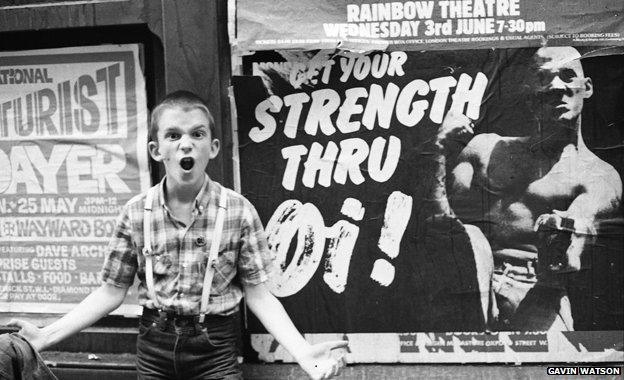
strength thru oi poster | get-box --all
[233,0,624,362]
[233,47,624,362]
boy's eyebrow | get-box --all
[160,124,209,134]
[162,125,181,133]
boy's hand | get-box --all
[7,319,49,351]
[297,340,348,380]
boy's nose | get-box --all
[179,135,193,150]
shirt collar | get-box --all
[158,174,212,214]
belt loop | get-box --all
[193,313,206,335]
[157,310,168,331]
[194,316,205,335]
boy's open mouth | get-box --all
[180,157,195,171]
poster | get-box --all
[234,0,624,51]
[0,45,149,315]
[233,46,624,362]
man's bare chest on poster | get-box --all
[466,141,582,242]
[482,164,584,242]
[485,191,575,243]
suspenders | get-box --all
[142,187,159,308]
[142,185,228,321]
[199,187,227,322]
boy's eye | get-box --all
[192,130,207,138]
[166,132,180,140]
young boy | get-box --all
[9,91,347,379]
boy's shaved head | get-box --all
[150,91,216,141]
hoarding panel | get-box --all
[234,46,624,362]
[0,45,149,315]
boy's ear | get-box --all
[209,139,220,159]
[148,141,163,162]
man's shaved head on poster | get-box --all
[527,46,594,130]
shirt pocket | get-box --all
[212,238,237,284]
[150,251,173,275]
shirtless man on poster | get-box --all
[430,46,622,331]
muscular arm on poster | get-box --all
[533,162,622,271]
[427,111,497,326]
[429,110,479,216]
[8,283,128,351]
[244,282,347,380]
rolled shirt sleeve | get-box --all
[237,199,275,286]
[100,202,138,288]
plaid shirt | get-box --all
[100,175,275,315]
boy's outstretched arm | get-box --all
[8,283,129,351]
[244,282,348,380]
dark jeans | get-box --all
[136,310,242,380]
